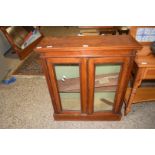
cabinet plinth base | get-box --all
[53,113,122,121]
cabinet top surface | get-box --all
[135,54,155,67]
[35,35,142,52]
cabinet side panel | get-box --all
[47,61,63,113]
[113,56,134,113]
[40,58,60,113]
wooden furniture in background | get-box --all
[125,53,155,115]
[79,26,130,36]
[78,26,118,36]
[118,26,130,35]
[125,26,155,115]
[0,26,43,60]
[125,88,155,104]
[35,35,141,121]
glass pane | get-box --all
[54,64,81,111]
[94,64,121,112]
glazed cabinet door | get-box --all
[88,57,132,115]
[46,58,87,115]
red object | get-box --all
[23,31,33,42]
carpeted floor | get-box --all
[0,76,155,129]
[13,52,43,75]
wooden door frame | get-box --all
[46,57,88,114]
[88,56,133,115]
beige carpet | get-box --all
[0,76,155,129]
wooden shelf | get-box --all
[125,87,155,104]
[57,73,118,93]
[58,86,117,93]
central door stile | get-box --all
[80,58,88,114]
[88,59,95,114]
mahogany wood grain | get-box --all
[47,62,62,113]
[80,58,88,113]
[35,36,142,121]
[54,112,121,121]
[135,54,155,68]
[125,87,155,104]
[88,58,95,114]
[40,58,59,113]
[116,56,135,114]
[136,46,152,56]
[125,54,155,115]
[36,35,141,52]
[125,67,145,115]
[40,50,135,58]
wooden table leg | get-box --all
[125,67,145,115]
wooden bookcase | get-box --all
[0,26,43,60]
[35,35,141,121]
